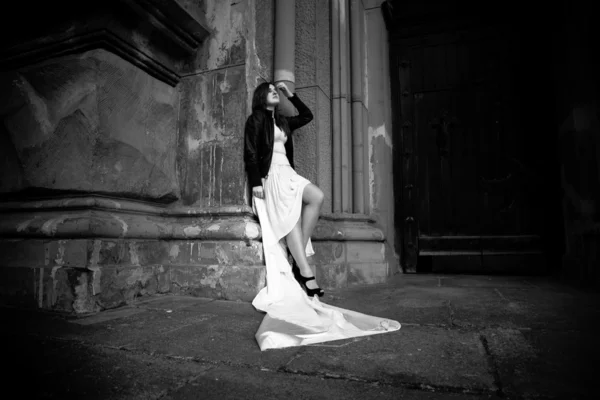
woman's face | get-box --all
[265,84,279,107]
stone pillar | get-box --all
[350,0,366,214]
[331,0,343,213]
[331,0,354,213]
[291,0,332,211]
[304,0,395,289]
[365,1,396,265]
[274,0,296,116]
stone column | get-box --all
[350,0,366,214]
[331,0,353,213]
[274,0,296,116]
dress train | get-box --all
[252,197,401,351]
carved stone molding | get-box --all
[0,196,386,242]
[0,0,209,86]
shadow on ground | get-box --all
[2,275,598,399]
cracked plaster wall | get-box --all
[177,0,273,207]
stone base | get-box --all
[311,241,394,290]
[0,197,395,314]
[309,214,398,290]
[0,238,265,314]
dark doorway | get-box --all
[385,1,562,273]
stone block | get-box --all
[311,241,345,265]
[47,240,88,267]
[316,264,348,290]
[156,265,171,294]
[348,263,389,286]
[96,267,126,309]
[218,265,265,301]
[37,266,62,310]
[91,239,130,266]
[214,241,263,266]
[170,265,264,301]
[346,242,386,263]
[52,267,76,312]
[53,267,98,314]
[166,242,196,265]
[198,242,219,264]
[131,241,171,266]
[170,240,264,266]
[96,265,166,310]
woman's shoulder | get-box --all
[247,111,265,122]
[245,111,265,131]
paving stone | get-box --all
[445,287,530,329]
[165,364,500,400]
[286,325,495,392]
[326,285,453,326]
[440,276,539,288]
[51,299,300,371]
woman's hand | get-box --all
[252,185,265,199]
[276,82,293,98]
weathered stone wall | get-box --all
[364,1,398,268]
[0,49,180,202]
[0,0,403,314]
[0,0,272,314]
[0,237,264,313]
[0,197,263,313]
[177,0,273,207]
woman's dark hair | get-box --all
[251,82,289,134]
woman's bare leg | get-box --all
[287,219,320,290]
[301,184,325,248]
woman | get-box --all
[244,82,325,297]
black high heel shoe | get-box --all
[291,259,324,297]
[297,274,325,297]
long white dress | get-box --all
[252,122,401,351]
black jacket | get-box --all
[244,94,313,189]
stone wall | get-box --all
[177,0,273,207]
[0,49,180,202]
[364,0,398,269]
[0,0,270,314]
[0,0,400,314]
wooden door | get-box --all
[391,22,545,272]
